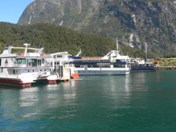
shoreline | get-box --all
[155,66,176,70]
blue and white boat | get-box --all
[71,57,130,75]
[130,58,155,71]
[130,42,155,71]
[71,38,130,75]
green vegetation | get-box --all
[158,59,176,66]
[0,22,146,57]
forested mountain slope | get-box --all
[18,0,176,55]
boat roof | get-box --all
[101,50,129,60]
[0,43,50,59]
[1,43,44,55]
[49,51,72,56]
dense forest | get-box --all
[0,22,147,57]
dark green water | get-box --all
[1,70,176,131]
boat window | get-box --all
[0,68,3,73]
[16,58,26,64]
[81,65,84,68]
[0,59,1,66]
[93,65,99,68]
[5,59,8,65]
[27,59,32,66]
[13,70,15,74]
[42,59,44,64]
[57,55,62,58]
[114,64,125,68]
[31,59,37,66]
[38,59,42,66]
[25,59,37,67]
[97,63,110,67]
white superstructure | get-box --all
[0,43,52,87]
[72,38,131,75]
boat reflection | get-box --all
[19,87,39,107]
[130,72,147,88]
[57,81,78,100]
[0,81,80,119]
[102,75,131,109]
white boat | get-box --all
[0,43,52,87]
[45,52,79,83]
[72,51,130,75]
[71,38,130,75]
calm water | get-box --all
[1,70,176,131]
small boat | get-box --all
[130,42,155,71]
[0,43,52,87]
[45,52,79,83]
[130,58,155,71]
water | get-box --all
[0,70,176,131]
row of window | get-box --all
[75,64,126,68]
[16,58,45,66]
[12,68,50,75]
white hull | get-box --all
[75,67,130,75]
[0,44,53,87]
[0,76,33,87]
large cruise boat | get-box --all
[0,43,52,87]
[71,38,130,75]
[71,50,130,75]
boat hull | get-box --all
[76,68,130,75]
[0,78,32,87]
[131,65,155,71]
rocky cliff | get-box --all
[18,0,176,55]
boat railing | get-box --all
[81,57,102,60]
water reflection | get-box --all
[102,75,132,109]
[0,89,20,119]
[1,71,176,131]
[130,72,147,88]
[19,88,39,107]
[0,74,149,120]
[0,80,80,122]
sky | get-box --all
[0,0,34,24]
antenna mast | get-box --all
[116,37,119,51]
[24,43,30,56]
[144,42,148,61]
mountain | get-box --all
[18,0,176,55]
[0,22,145,57]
